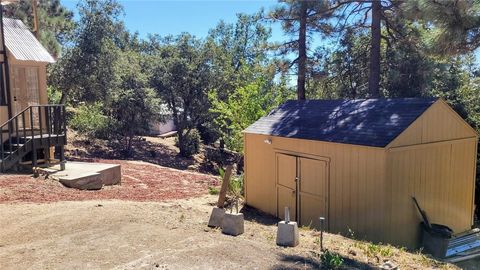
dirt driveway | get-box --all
[0,196,312,270]
[0,160,464,269]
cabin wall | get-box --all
[8,58,48,107]
[149,118,176,135]
[385,138,478,249]
[0,106,7,126]
[244,133,387,242]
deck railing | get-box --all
[0,104,66,163]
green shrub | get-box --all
[229,173,244,198]
[70,102,108,139]
[177,128,201,157]
[47,86,62,104]
[208,186,220,195]
[320,250,344,269]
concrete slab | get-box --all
[60,173,103,190]
[41,161,121,190]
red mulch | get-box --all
[0,159,220,204]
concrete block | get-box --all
[208,207,225,228]
[276,221,299,247]
[100,164,122,186]
[221,213,244,236]
[59,173,103,190]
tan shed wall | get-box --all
[385,138,478,248]
[244,133,387,242]
[389,100,478,148]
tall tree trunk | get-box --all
[297,1,307,100]
[369,0,381,98]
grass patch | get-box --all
[320,250,344,269]
[208,186,220,195]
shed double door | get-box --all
[276,153,329,229]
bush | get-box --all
[177,128,201,157]
[208,186,220,195]
[70,102,108,139]
[229,173,244,198]
[47,86,62,104]
[320,250,344,269]
[197,122,221,145]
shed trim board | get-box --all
[274,148,333,161]
[438,99,479,136]
[388,136,478,152]
[244,98,478,249]
[472,141,479,227]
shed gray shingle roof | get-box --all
[244,98,438,147]
[3,18,55,63]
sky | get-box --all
[60,0,285,41]
[60,0,479,62]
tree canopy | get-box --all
[41,0,480,214]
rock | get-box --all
[379,261,398,270]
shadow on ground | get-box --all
[67,137,239,175]
[241,205,280,226]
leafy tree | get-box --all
[209,77,293,152]
[150,34,212,157]
[109,87,161,155]
[49,0,124,104]
[203,13,274,144]
[106,45,162,154]
[205,11,271,100]
[269,0,334,100]
[4,0,75,58]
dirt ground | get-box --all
[0,159,470,270]
[66,132,239,175]
[0,195,461,270]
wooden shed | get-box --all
[243,98,478,249]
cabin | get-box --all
[243,98,478,249]
[148,104,176,136]
[0,17,66,172]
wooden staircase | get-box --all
[0,105,66,172]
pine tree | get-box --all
[270,0,334,100]
[403,0,480,55]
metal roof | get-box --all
[244,98,438,147]
[3,18,55,63]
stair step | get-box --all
[9,144,24,147]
